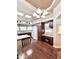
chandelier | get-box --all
[33,8,48,18]
[32,0,56,18]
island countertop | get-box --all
[17,34,30,40]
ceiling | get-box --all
[17,0,60,21]
[26,0,54,9]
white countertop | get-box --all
[42,32,53,37]
[17,34,30,40]
[17,31,31,34]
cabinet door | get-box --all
[37,23,44,40]
[49,20,53,28]
[42,36,53,45]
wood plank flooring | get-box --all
[18,41,57,59]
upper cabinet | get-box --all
[49,20,53,28]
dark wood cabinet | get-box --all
[36,20,53,45]
[49,20,53,28]
[42,36,53,45]
[37,22,44,40]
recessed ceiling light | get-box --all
[17,12,24,16]
[25,15,31,18]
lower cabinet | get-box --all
[42,36,53,45]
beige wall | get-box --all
[53,2,61,48]
[53,1,61,18]
[53,16,61,48]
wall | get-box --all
[53,17,61,48]
[53,1,61,48]
[53,1,61,18]
[32,25,38,40]
[32,1,61,48]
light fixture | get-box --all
[32,0,56,19]
[43,10,48,15]
[33,8,48,18]
[25,15,31,18]
[36,8,42,14]
[33,12,40,18]
[36,15,40,18]
[41,15,45,18]
[17,12,24,16]
[22,21,26,24]
[33,12,37,17]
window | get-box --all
[20,26,26,30]
[17,26,19,31]
[27,26,32,30]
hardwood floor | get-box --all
[17,41,57,59]
[57,51,61,59]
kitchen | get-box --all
[17,0,61,59]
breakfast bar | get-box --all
[17,34,31,48]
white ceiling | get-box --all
[17,0,60,21]
[17,0,36,15]
[17,0,36,21]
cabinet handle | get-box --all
[45,39,49,42]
